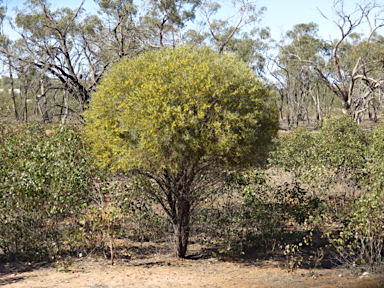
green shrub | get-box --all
[368,121,384,192]
[271,117,368,199]
[271,118,384,271]
[323,122,384,272]
[195,170,318,256]
[322,190,384,271]
[0,122,93,261]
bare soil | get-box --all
[2,242,384,288]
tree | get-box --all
[84,46,279,258]
[92,0,140,58]
[138,0,201,48]
[270,23,332,126]
[0,37,20,121]
[0,0,142,119]
[10,0,93,110]
[287,0,384,121]
[0,0,272,122]
[199,0,266,53]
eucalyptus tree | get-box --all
[0,0,143,121]
[11,0,92,112]
[199,0,266,52]
[0,0,273,122]
[182,0,271,77]
[138,0,201,48]
[89,0,141,59]
[0,36,20,121]
[0,2,20,120]
[287,0,384,122]
[224,27,271,79]
[0,0,5,33]
[270,23,331,126]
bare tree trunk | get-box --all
[23,87,28,122]
[40,79,49,123]
[8,56,19,121]
[305,106,310,126]
[61,90,69,124]
[311,86,323,125]
[278,90,284,120]
[286,92,291,129]
[367,100,378,122]
[316,93,323,122]
[372,103,378,122]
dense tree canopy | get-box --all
[85,46,278,172]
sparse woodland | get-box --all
[1,0,384,276]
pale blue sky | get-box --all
[258,0,347,41]
[2,0,372,41]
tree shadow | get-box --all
[0,259,52,285]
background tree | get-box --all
[84,46,279,258]
[286,0,384,121]
[11,0,92,111]
[199,0,265,52]
[0,36,20,121]
[138,0,200,48]
[87,0,141,60]
[182,0,270,77]
[0,0,142,120]
[270,23,332,127]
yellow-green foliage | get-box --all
[84,46,279,173]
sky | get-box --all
[258,0,351,41]
[1,0,373,42]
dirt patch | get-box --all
[2,252,384,288]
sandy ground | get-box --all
[2,253,384,288]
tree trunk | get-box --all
[277,90,284,120]
[172,200,190,258]
[8,56,19,121]
[23,86,28,123]
[311,87,323,126]
[316,96,323,122]
[40,79,50,123]
[61,90,69,124]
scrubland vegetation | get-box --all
[1,116,384,273]
[0,0,384,280]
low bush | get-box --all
[320,190,384,271]
[194,170,319,256]
[322,122,384,272]
[270,118,384,271]
[0,122,93,261]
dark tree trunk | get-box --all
[150,168,197,259]
[172,198,190,258]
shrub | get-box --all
[194,169,319,257]
[271,118,384,271]
[322,190,384,272]
[323,122,384,272]
[0,122,93,261]
[271,117,368,198]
